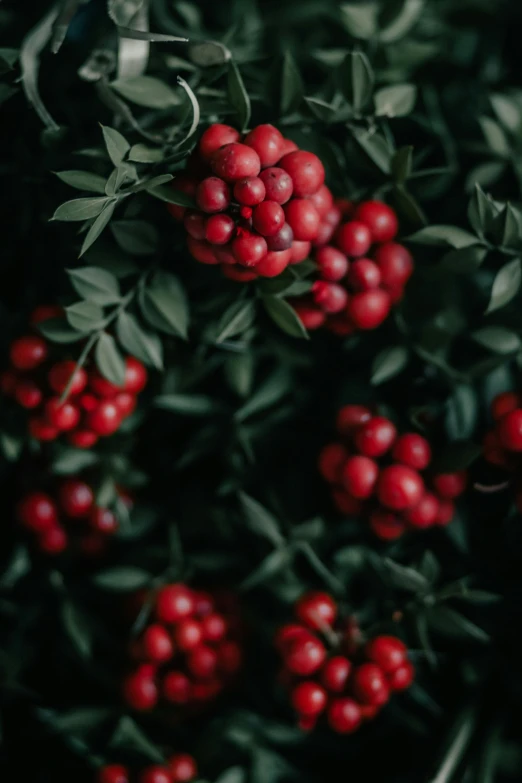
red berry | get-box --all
[266,223,294,251]
[318,443,348,484]
[377,465,424,511]
[184,211,207,239]
[59,480,94,518]
[222,265,258,282]
[313,220,336,248]
[431,471,467,499]
[167,176,197,221]
[279,138,298,157]
[244,124,284,167]
[214,244,236,265]
[193,591,214,617]
[392,433,431,470]
[284,635,326,676]
[347,258,381,291]
[142,624,173,662]
[187,645,218,679]
[274,624,311,654]
[87,371,119,398]
[196,176,230,213]
[341,455,379,499]
[90,507,118,534]
[199,124,240,161]
[335,221,372,257]
[10,336,48,370]
[253,200,285,236]
[292,301,325,329]
[87,401,122,436]
[279,151,325,197]
[98,765,129,783]
[29,417,58,441]
[404,492,440,528]
[0,369,18,396]
[30,305,63,324]
[332,489,363,516]
[39,526,68,554]
[48,361,87,395]
[336,404,372,435]
[351,663,390,706]
[156,584,194,623]
[388,660,414,691]
[216,639,243,675]
[232,233,267,266]
[205,213,235,244]
[327,698,362,733]
[347,289,391,329]
[259,167,294,204]
[201,612,227,642]
[114,392,137,418]
[187,237,219,264]
[140,765,171,783]
[434,499,455,526]
[162,671,191,704]
[68,429,98,448]
[373,242,413,287]
[364,636,407,673]
[44,397,81,431]
[14,380,42,409]
[354,201,398,243]
[498,409,522,451]
[233,176,266,205]
[291,681,327,716]
[320,656,352,693]
[354,416,397,457]
[168,754,198,783]
[284,199,320,241]
[212,143,261,181]
[174,619,203,650]
[289,240,312,263]
[295,591,337,630]
[315,246,349,281]
[492,392,522,420]
[369,510,406,541]
[255,249,291,278]
[312,281,348,313]
[308,185,333,218]
[123,669,158,710]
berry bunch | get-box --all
[123,584,243,712]
[1,308,148,446]
[275,592,414,733]
[16,478,130,556]
[319,405,467,540]
[168,123,329,281]
[291,200,413,334]
[483,392,522,509]
[97,755,197,783]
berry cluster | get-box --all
[97,755,197,783]
[319,405,467,540]
[275,592,414,733]
[0,308,147,446]
[123,584,243,712]
[168,123,329,281]
[291,200,413,333]
[16,478,130,556]
[483,392,522,510]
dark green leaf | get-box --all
[55,170,107,193]
[111,220,159,256]
[94,566,151,591]
[352,128,391,173]
[440,246,488,274]
[66,301,106,332]
[216,300,255,343]
[393,184,427,225]
[500,204,521,248]
[227,61,251,132]
[280,52,303,115]
[67,266,121,305]
[340,51,374,112]
[224,353,254,398]
[146,183,196,207]
[80,200,118,256]
[382,558,429,593]
[465,162,506,192]
[235,368,290,422]
[95,332,126,386]
[188,41,230,66]
[215,767,246,783]
[418,551,440,583]
[427,606,489,642]
[391,146,413,183]
[371,345,409,385]
[379,0,424,43]
[262,296,309,339]
[472,326,521,354]
[240,547,293,591]
[111,76,179,108]
[408,225,479,248]
[374,84,416,117]
[116,311,163,369]
[62,602,92,658]
[467,184,495,236]
[142,271,189,339]
[340,2,378,38]
[155,394,219,415]
[101,125,130,166]
[110,715,163,762]
[51,197,109,222]
[445,385,478,440]
[486,258,521,313]
[0,546,30,588]
[239,492,285,547]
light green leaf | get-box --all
[128,143,164,163]
[479,116,510,158]
[94,566,151,591]
[95,332,126,386]
[51,197,109,222]
[239,492,285,547]
[340,2,378,38]
[352,127,391,173]
[155,394,218,415]
[341,51,374,112]
[66,301,106,332]
[490,93,521,133]
[379,0,424,43]
[55,170,107,193]
[80,200,118,257]
[371,345,409,385]
[216,300,255,343]
[101,124,130,166]
[408,225,479,248]
[116,311,163,369]
[486,258,522,314]
[111,75,180,108]
[472,326,521,355]
[67,266,121,305]
[227,61,251,132]
[374,83,417,117]
[146,183,196,207]
[142,271,189,339]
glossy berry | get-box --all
[309,185,334,218]
[279,151,325,197]
[295,591,337,630]
[184,211,206,240]
[274,624,310,654]
[347,258,381,291]
[141,624,173,662]
[87,371,120,398]
[255,249,292,278]
[354,416,397,457]
[392,433,431,470]
[373,242,413,287]
[187,237,218,264]
[498,410,522,451]
[10,336,48,370]
[354,201,398,243]
[290,240,312,263]
[123,669,158,711]
[199,123,240,160]
[291,681,327,716]
[244,124,284,167]
[315,246,349,281]
[29,417,58,441]
[156,584,195,623]
[327,698,362,733]
[212,143,261,181]
[434,499,455,526]
[233,176,266,205]
[196,177,230,213]
[59,480,94,518]
[114,392,137,418]
[336,404,372,435]
[292,301,325,330]
[347,289,391,329]
[187,645,218,679]
[341,455,379,499]
[431,471,467,499]
[320,656,352,693]
[388,660,415,691]
[266,223,294,251]
[87,401,122,436]
[259,167,294,204]
[98,765,129,783]
[174,619,203,650]
[39,526,68,554]
[377,465,424,511]
[201,613,227,642]
[405,492,440,528]
[14,380,42,409]
[284,199,320,241]
[312,281,348,313]
[333,490,363,516]
[44,398,80,431]
[205,213,235,244]
[369,510,406,541]
[140,765,171,783]
[163,671,191,703]
[168,754,198,783]
[90,507,118,534]
[364,636,407,673]
[253,200,285,236]
[232,233,267,266]
[335,221,372,257]
[351,663,390,706]
[167,176,197,221]
[284,635,326,676]
[68,429,98,448]
[48,361,87,395]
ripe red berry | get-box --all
[347,258,381,291]
[252,200,285,236]
[320,656,352,693]
[369,510,406,541]
[254,249,292,278]
[292,301,325,329]
[184,211,206,240]
[279,138,298,157]
[290,240,312,263]
[388,660,415,691]
[351,663,390,706]
[244,124,284,167]
[232,233,267,266]
[44,397,81,431]
[196,176,230,213]
[392,433,431,470]
[312,281,348,313]
[404,492,440,528]
[233,176,266,205]
[354,201,398,243]
[114,392,137,418]
[187,645,218,679]
[87,371,119,398]
[336,404,372,435]
[140,765,171,783]
[266,223,294,251]
[279,151,325,197]
[204,213,235,245]
[59,479,94,518]
[284,635,326,676]
[327,698,362,733]
[332,489,363,516]
[168,754,198,783]
[431,471,467,499]
[29,417,58,441]
[14,380,42,409]
[354,416,397,457]
[498,409,522,451]
[283,199,320,241]
[309,185,333,218]
[87,401,122,436]
[162,671,191,703]
[315,246,349,281]
[123,669,158,710]
[187,237,219,264]
[364,636,407,673]
[347,289,391,329]
[39,526,68,554]
[377,465,424,511]
[491,392,522,420]
[199,124,240,160]
[156,584,194,623]
[10,336,48,370]
[48,360,87,395]
[335,221,372,257]
[341,455,379,499]
[142,624,173,663]
[295,591,337,630]
[90,507,118,534]
[212,143,261,181]
[274,624,311,654]
[200,612,227,642]
[373,242,413,287]
[174,619,203,650]
[68,429,98,448]
[167,177,198,221]
[216,639,243,675]
[313,220,336,248]
[259,167,294,204]
[98,765,129,783]
[30,304,63,324]
[434,499,455,526]
[221,265,258,282]
[291,681,327,716]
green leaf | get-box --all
[227,61,251,132]
[51,197,109,222]
[467,184,495,236]
[382,558,430,593]
[142,271,189,339]
[155,394,218,415]
[472,326,521,354]
[101,125,130,166]
[110,220,159,256]
[216,300,255,343]
[67,267,121,305]
[215,768,246,783]
[352,128,391,173]
[393,184,427,225]
[431,440,482,472]
[95,332,126,386]
[0,545,30,587]
[80,200,118,257]
[108,0,146,26]
[66,301,106,332]
[500,204,521,248]
[479,116,510,158]
[371,345,409,385]
[116,311,163,369]
[111,75,179,108]
[379,0,424,43]
[340,51,374,112]
[391,146,413,183]
[37,318,85,343]
[224,353,254,398]
[408,225,479,249]
[52,449,99,475]
[440,246,488,274]
[262,296,309,339]
[427,606,489,643]
[445,385,478,440]
[490,93,521,133]
[146,183,196,207]
[374,84,417,117]
[280,51,303,115]
[235,368,290,422]
[486,258,522,314]
[239,492,285,547]
[110,715,163,762]
[62,602,92,658]
[465,162,506,192]
[240,547,293,591]
[128,144,164,163]
[340,2,378,38]
[55,170,107,193]
[94,566,151,591]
